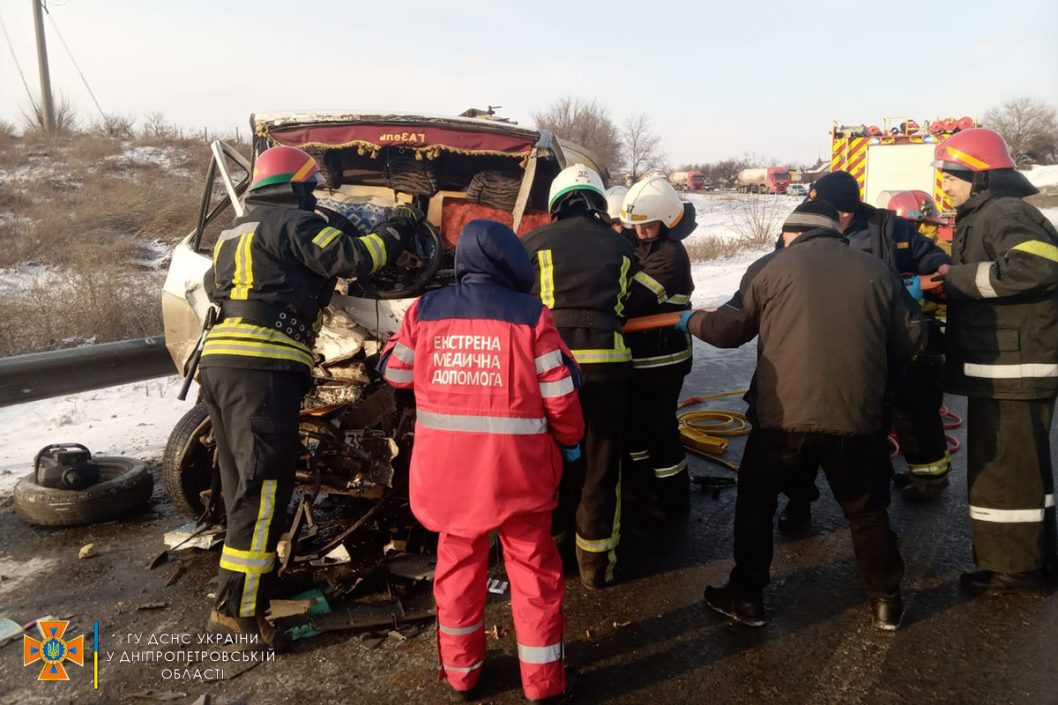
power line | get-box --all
[0,5,37,106]
[44,3,106,120]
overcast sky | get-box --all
[1,0,1056,165]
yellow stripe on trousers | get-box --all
[240,479,277,617]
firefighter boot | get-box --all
[207,610,292,653]
[576,546,613,590]
[901,455,951,502]
[959,570,1046,597]
[658,469,691,517]
[901,474,949,501]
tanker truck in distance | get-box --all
[668,170,706,192]
[736,167,790,194]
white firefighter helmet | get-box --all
[620,175,697,240]
[604,185,629,220]
[548,164,606,213]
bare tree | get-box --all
[91,113,136,140]
[142,111,177,140]
[20,95,78,135]
[531,97,622,175]
[711,158,750,187]
[984,97,1058,165]
[729,195,785,247]
[622,114,665,183]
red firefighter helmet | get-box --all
[249,146,320,191]
[931,128,1015,172]
[887,190,946,225]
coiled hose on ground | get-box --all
[678,392,964,475]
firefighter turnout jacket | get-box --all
[201,199,396,374]
[625,233,695,370]
[941,170,1058,400]
[521,214,636,375]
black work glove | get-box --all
[389,204,426,230]
[376,205,425,262]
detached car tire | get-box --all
[13,457,154,527]
[162,402,214,521]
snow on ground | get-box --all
[1025,164,1058,189]
[0,263,53,297]
[0,377,197,494]
[683,192,803,243]
[691,247,771,307]
[105,143,193,178]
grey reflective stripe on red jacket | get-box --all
[540,377,575,398]
[417,410,547,435]
[392,342,415,365]
[383,366,414,384]
[535,350,563,374]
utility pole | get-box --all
[31,0,55,132]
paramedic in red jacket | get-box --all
[379,219,584,703]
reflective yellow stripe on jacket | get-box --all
[202,318,314,370]
[571,332,632,365]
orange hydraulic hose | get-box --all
[623,307,716,334]
[623,312,682,334]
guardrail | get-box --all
[0,336,176,407]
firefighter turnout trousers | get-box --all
[554,373,629,588]
[434,511,565,701]
[627,360,691,514]
[966,397,1058,574]
[199,367,302,619]
[732,428,905,598]
[892,347,950,489]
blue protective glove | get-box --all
[676,310,696,334]
[902,274,924,302]
[560,444,582,462]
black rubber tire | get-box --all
[13,457,154,527]
[162,402,214,521]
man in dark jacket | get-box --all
[522,164,635,589]
[779,171,952,531]
[200,146,415,650]
[928,128,1058,596]
[680,200,924,630]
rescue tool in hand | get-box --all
[622,308,715,334]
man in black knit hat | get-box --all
[676,199,924,629]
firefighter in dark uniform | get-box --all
[200,145,417,648]
[885,190,954,499]
[779,170,951,532]
[927,128,1058,595]
[522,164,635,589]
[620,175,697,520]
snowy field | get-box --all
[2,173,1057,495]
